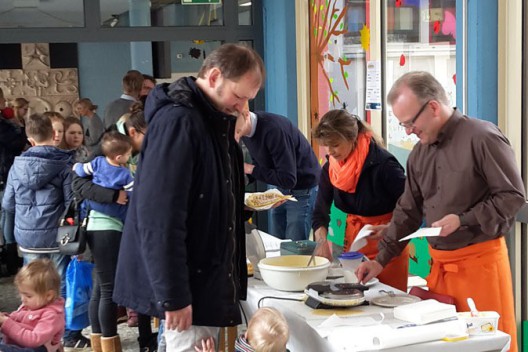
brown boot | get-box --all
[90,333,102,352]
[101,336,122,352]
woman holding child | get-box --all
[72,103,150,352]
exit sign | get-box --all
[182,0,222,4]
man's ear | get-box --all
[208,68,222,88]
[27,137,36,146]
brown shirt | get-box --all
[377,109,526,266]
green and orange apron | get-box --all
[344,212,409,292]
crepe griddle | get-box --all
[304,281,369,309]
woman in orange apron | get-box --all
[312,109,409,291]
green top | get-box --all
[87,209,123,232]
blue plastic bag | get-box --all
[65,257,94,330]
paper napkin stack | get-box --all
[394,299,457,325]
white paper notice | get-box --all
[365,60,381,110]
[350,224,373,251]
[399,227,441,242]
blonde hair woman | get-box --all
[12,97,29,127]
[75,98,104,151]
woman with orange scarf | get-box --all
[312,109,409,291]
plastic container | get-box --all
[258,255,330,291]
[458,311,500,335]
[338,251,364,272]
[280,240,317,256]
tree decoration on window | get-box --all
[311,0,352,105]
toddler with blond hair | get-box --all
[195,307,289,352]
[0,259,64,352]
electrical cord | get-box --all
[239,301,248,326]
[257,296,304,308]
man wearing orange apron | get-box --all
[357,72,525,352]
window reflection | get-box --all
[100,0,225,27]
[239,0,252,25]
[0,0,84,28]
[385,0,457,153]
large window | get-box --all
[385,0,457,155]
[99,0,253,27]
[309,0,458,271]
[0,0,84,28]
[0,0,254,29]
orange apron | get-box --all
[427,237,517,352]
[345,213,409,292]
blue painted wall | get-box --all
[456,0,497,124]
[262,0,298,124]
[77,42,131,115]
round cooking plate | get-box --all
[305,281,368,307]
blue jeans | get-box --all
[158,320,166,352]
[269,186,318,241]
[0,189,16,244]
[1,210,16,244]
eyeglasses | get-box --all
[399,100,430,128]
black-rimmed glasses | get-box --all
[399,100,430,128]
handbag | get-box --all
[56,199,88,256]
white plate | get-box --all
[364,277,380,287]
[370,294,421,308]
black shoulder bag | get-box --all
[56,198,88,256]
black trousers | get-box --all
[87,229,122,337]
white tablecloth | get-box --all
[241,278,511,352]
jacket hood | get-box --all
[13,146,73,189]
[144,77,219,125]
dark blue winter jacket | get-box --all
[113,77,248,326]
[2,146,73,250]
[241,112,320,190]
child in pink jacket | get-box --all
[0,259,65,350]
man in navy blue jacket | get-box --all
[113,44,265,351]
[237,111,320,240]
